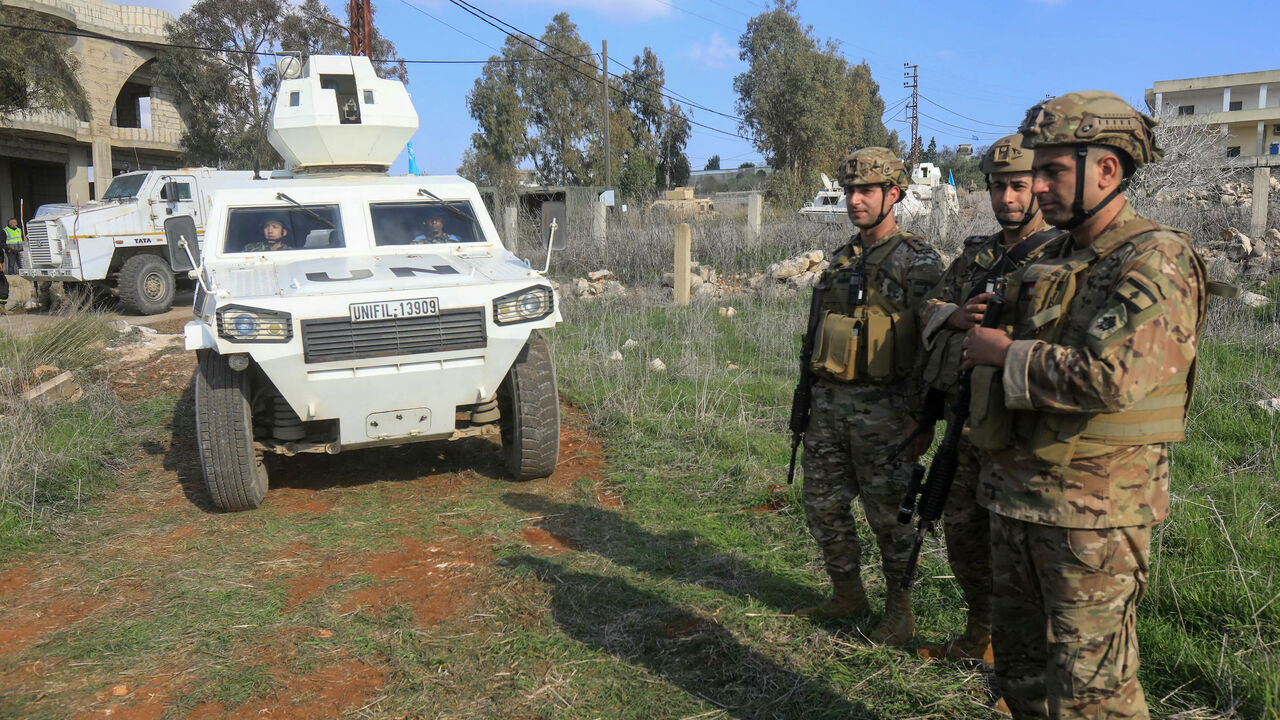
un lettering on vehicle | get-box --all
[349,296,439,322]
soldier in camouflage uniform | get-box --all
[797,147,944,646]
[916,136,1066,663]
[963,91,1208,719]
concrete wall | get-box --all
[0,0,184,221]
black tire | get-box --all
[118,254,175,315]
[498,333,560,481]
[195,350,268,511]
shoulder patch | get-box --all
[1088,305,1128,343]
[1115,274,1162,316]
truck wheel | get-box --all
[195,349,268,511]
[498,333,560,481]
[118,255,175,315]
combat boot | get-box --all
[916,616,993,663]
[796,579,870,620]
[869,588,915,646]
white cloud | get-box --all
[686,31,737,70]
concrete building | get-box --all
[1146,69,1280,238]
[1145,69,1280,159]
[0,0,184,223]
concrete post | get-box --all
[592,200,607,248]
[1251,166,1270,240]
[501,203,518,254]
[929,187,950,242]
[674,223,691,306]
[747,192,762,242]
[66,146,91,205]
[91,138,113,195]
[0,158,12,222]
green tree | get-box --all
[921,136,937,164]
[704,155,720,171]
[734,1,893,209]
[0,7,86,119]
[157,0,405,169]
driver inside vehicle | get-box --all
[412,208,461,244]
[243,217,292,252]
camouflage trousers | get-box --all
[801,379,915,585]
[942,437,992,633]
[990,514,1151,720]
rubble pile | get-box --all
[1199,226,1280,280]
[660,262,749,300]
[1156,176,1280,209]
[557,269,627,301]
[749,251,829,292]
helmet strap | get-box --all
[1061,145,1129,231]
[869,183,893,228]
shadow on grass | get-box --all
[506,554,880,720]
[502,492,822,613]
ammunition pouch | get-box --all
[922,327,964,391]
[811,305,915,384]
[967,365,1013,451]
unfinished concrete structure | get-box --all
[1146,69,1280,238]
[0,0,184,223]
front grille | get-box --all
[25,222,52,266]
[300,307,486,363]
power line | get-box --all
[0,20,589,64]
[918,94,1017,130]
[918,110,1005,137]
[648,0,739,32]
[443,0,750,140]
[607,56,742,122]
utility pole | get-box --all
[349,0,373,56]
[904,62,919,171]
[601,39,611,191]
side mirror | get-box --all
[164,215,200,273]
[163,180,180,203]
[540,218,557,274]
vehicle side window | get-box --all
[370,201,480,246]
[225,205,344,253]
[159,183,192,201]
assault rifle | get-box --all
[898,291,1006,590]
[786,278,828,484]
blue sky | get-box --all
[143,0,1277,176]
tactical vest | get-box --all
[4,226,21,244]
[810,232,918,384]
[922,229,1062,391]
[969,218,1207,466]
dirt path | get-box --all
[0,329,616,719]
[1,277,195,339]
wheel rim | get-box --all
[143,271,166,301]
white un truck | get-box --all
[167,54,561,511]
[23,168,254,314]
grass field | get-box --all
[544,282,1280,719]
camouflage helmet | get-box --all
[1018,90,1162,172]
[979,134,1034,176]
[838,147,909,194]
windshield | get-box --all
[225,205,343,253]
[101,173,147,201]
[370,201,482,246]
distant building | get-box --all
[0,0,185,222]
[1145,69,1280,159]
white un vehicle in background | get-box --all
[167,54,561,511]
[24,168,253,315]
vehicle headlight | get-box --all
[217,305,292,342]
[493,285,554,325]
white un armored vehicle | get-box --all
[169,55,561,511]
